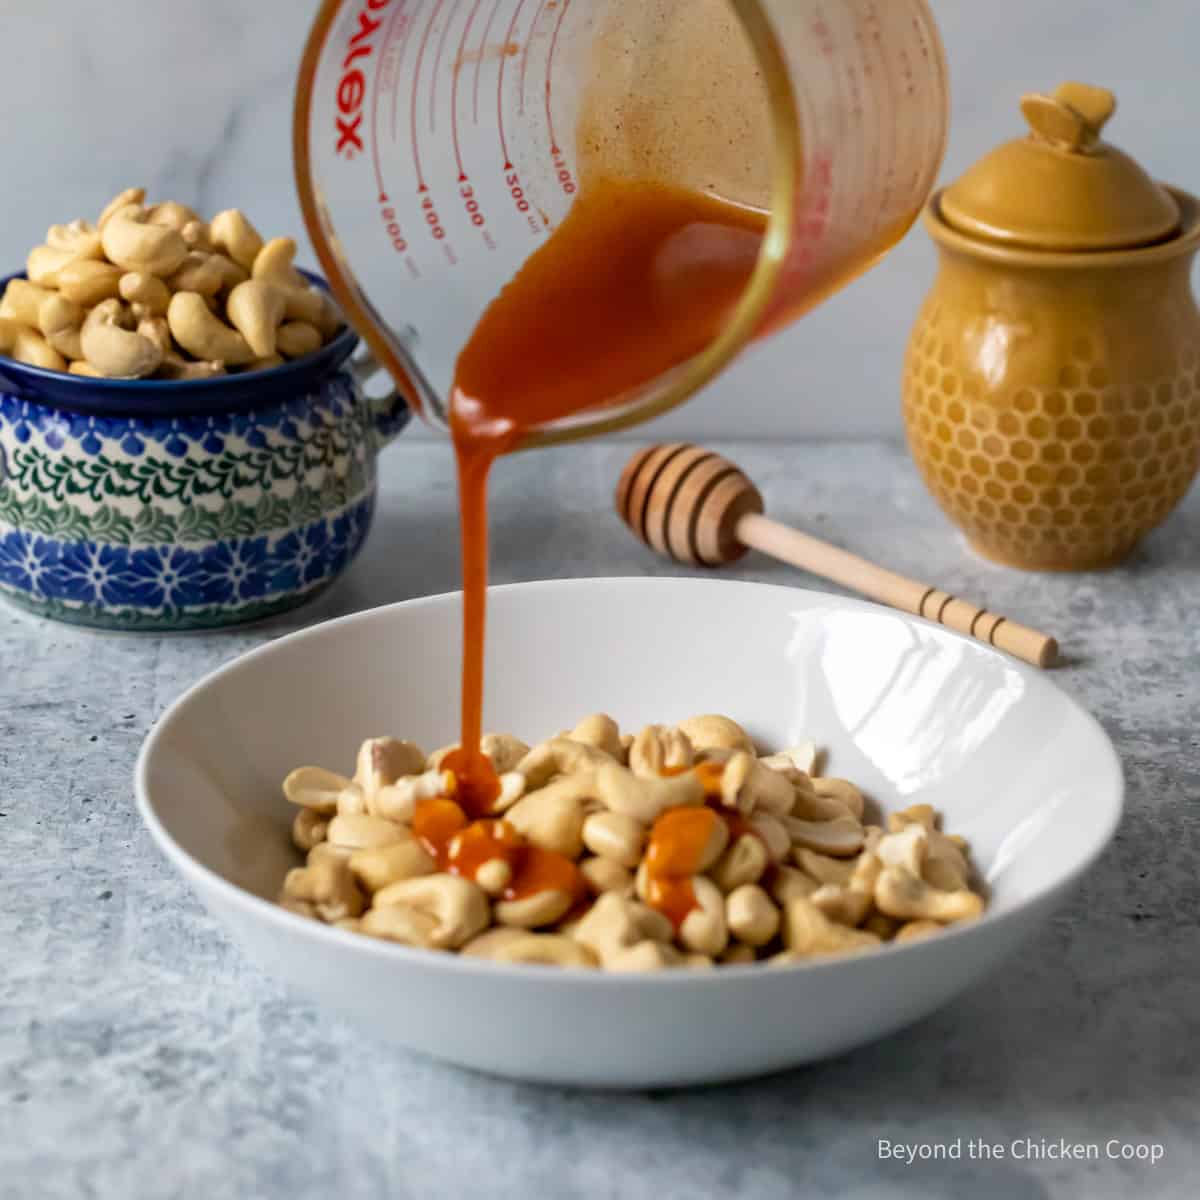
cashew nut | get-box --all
[348,840,435,894]
[101,206,189,276]
[493,934,598,968]
[352,736,426,794]
[312,288,344,339]
[1,279,54,326]
[494,886,575,930]
[80,300,163,379]
[0,317,18,355]
[791,786,857,824]
[571,892,673,964]
[372,874,489,949]
[252,237,325,323]
[461,927,528,959]
[797,849,859,889]
[812,777,866,821]
[809,883,872,928]
[27,245,88,288]
[13,329,67,372]
[337,783,368,817]
[291,808,329,853]
[874,867,984,924]
[47,218,103,259]
[876,823,928,876]
[327,813,410,851]
[506,778,589,858]
[98,187,146,229]
[710,832,769,893]
[157,353,226,381]
[676,714,755,755]
[68,361,104,377]
[360,903,439,947]
[568,714,623,760]
[784,897,881,957]
[281,858,365,924]
[226,279,285,358]
[579,856,634,896]
[606,941,685,971]
[895,919,943,944]
[768,864,819,906]
[678,876,729,957]
[146,201,201,231]
[749,813,790,862]
[210,209,264,271]
[760,741,818,776]
[136,317,173,359]
[628,724,693,778]
[593,762,704,824]
[167,291,254,365]
[168,252,227,297]
[785,814,865,857]
[306,842,354,869]
[581,810,645,867]
[887,803,937,833]
[38,294,85,360]
[57,259,124,307]
[252,236,307,289]
[725,884,780,947]
[515,737,615,788]
[276,321,323,360]
[720,751,796,816]
[178,222,210,254]
[119,271,171,317]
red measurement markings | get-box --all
[370,1,410,196]
[544,0,571,154]
[473,0,506,124]
[519,0,552,116]
[496,0,529,169]
[551,147,577,196]
[378,202,409,254]
[452,0,487,178]
[389,0,424,143]
[504,169,540,233]
[429,0,459,134]
[410,0,449,190]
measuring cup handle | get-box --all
[352,350,411,447]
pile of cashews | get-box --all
[278,713,987,970]
[0,188,343,380]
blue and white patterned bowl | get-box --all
[0,272,410,631]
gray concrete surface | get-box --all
[1,439,1196,1200]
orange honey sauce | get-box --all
[449,178,765,796]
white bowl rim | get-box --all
[134,576,1124,988]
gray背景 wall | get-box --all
[0,1,1188,439]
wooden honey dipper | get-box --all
[617,444,1059,669]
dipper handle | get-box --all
[616,444,1059,669]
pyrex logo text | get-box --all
[336,0,391,159]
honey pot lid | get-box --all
[940,82,1181,251]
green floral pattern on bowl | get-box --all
[0,331,409,630]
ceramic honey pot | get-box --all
[904,82,1200,570]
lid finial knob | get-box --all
[1020,82,1117,153]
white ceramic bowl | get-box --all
[135,578,1122,1088]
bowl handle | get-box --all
[351,350,411,446]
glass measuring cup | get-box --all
[294,0,949,448]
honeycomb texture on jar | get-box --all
[903,303,1200,570]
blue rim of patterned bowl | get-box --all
[0,269,360,418]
